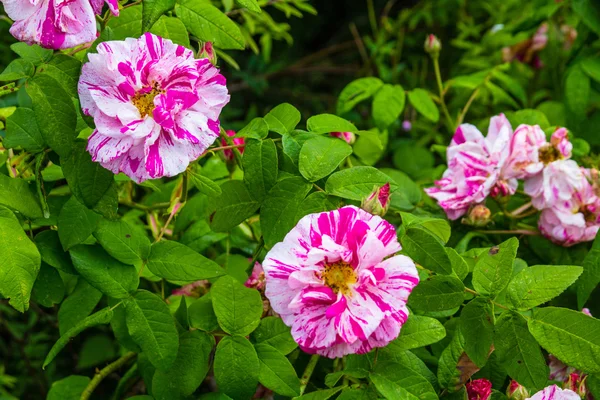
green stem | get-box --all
[247,238,265,275]
[299,354,320,396]
[432,56,454,132]
[366,0,378,37]
[457,86,481,126]
[80,352,136,400]
[464,287,509,310]
[119,200,171,212]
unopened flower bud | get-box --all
[424,34,441,56]
[199,41,217,65]
[222,130,245,162]
[466,379,492,400]
[361,183,391,217]
[330,131,356,145]
[462,204,492,227]
[565,372,588,399]
[507,380,529,400]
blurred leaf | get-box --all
[372,84,406,130]
[47,376,90,400]
[306,113,357,134]
[578,233,600,308]
[337,77,383,114]
[408,89,439,122]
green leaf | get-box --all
[577,233,600,308]
[0,59,34,81]
[582,57,600,83]
[210,180,260,232]
[10,42,52,65]
[250,316,297,355]
[242,139,278,202]
[337,77,383,114]
[391,315,446,351]
[152,331,215,399]
[372,84,406,129]
[70,244,139,298]
[175,0,244,49]
[47,376,90,400]
[38,54,82,97]
[211,275,263,335]
[408,89,439,123]
[57,196,101,251]
[94,218,151,265]
[214,335,260,399]
[299,136,352,182]
[370,361,438,400]
[255,343,300,397]
[447,248,469,281]
[495,311,548,391]
[565,64,590,117]
[0,205,41,312]
[147,240,225,281]
[325,166,396,201]
[58,279,102,335]
[32,263,65,307]
[124,290,179,370]
[377,348,437,390]
[150,16,191,48]
[235,0,260,12]
[235,117,269,139]
[472,238,518,297]
[507,265,582,311]
[306,113,358,134]
[43,307,113,368]
[507,109,550,129]
[528,307,600,374]
[460,298,493,367]
[264,103,301,134]
[26,74,76,157]
[437,331,472,391]
[401,226,452,274]
[188,294,219,332]
[572,0,600,36]
[142,0,176,30]
[296,387,344,399]
[0,173,44,219]
[282,130,320,164]
[109,297,141,352]
[393,142,434,179]
[260,176,312,247]
[408,275,465,312]
[62,141,115,210]
[190,171,222,197]
[4,108,45,153]
[105,5,142,39]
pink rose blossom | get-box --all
[525,160,585,210]
[526,385,579,400]
[425,114,516,220]
[1,0,118,49]
[466,379,493,400]
[245,262,266,291]
[262,205,419,358]
[78,33,230,183]
[222,130,245,161]
[330,131,356,145]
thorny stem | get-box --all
[79,352,136,400]
[432,56,454,132]
[299,354,320,396]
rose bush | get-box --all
[1,0,600,399]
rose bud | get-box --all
[361,183,391,217]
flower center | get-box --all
[538,144,562,164]
[321,261,357,295]
[132,87,161,118]
[581,206,597,223]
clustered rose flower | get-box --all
[262,205,419,358]
[1,0,118,49]
[426,115,600,246]
[78,33,230,183]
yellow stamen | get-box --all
[321,261,357,295]
[132,87,161,118]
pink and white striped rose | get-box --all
[78,33,230,183]
[425,114,516,220]
[262,205,419,358]
[526,385,579,400]
[525,160,585,210]
[1,0,118,49]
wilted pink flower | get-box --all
[1,0,118,49]
[78,33,230,183]
[525,160,584,210]
[361,183,391,216]
[222,130,245,161]
[245,262,266,291]
[262,205,419,358]
[330,132,356,145]
[508,381,530,400]
[172,280,209,297]
[503,23,548,69]
[466,379,492,400]
[561,25,578,51]
[526,385,579,400]
[425,114,516,220]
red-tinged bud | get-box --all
[462,204,492,227]
[361,183,391,217]
[507,380,529,400]
[466,379,492,400]
[199,41,217,65]
[424,34,441,56]
[221,130,245,162]
[330,131,356,145]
